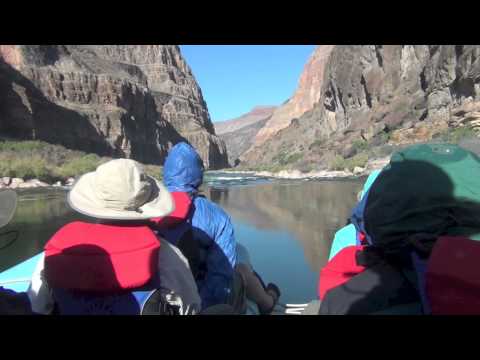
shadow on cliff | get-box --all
[0,59,115,156]
[120,92,190,165]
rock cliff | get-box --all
[241,45,480,170]
[214,106,276,165]
[241,46,333,162]
[0,45,229,169]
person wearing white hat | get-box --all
[27,159,202,315]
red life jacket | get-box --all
[320,235,480,314]
[426,236,480,315]
[150,192,192,229]
[45,221,160,292]
[318,245,366,300]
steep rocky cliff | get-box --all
[0,45,229,169]
[241,45,480,170]
[241,45,334,163]
[214,106,276,165]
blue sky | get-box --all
[180,45,316,122]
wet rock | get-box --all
[353,166,365,175]
[17,179,49,188]
[29,179,49,187]
[2,177,11,186]
[17,181,36,189]
[9,178,25,189]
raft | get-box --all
[0,252,303,315]
[0,253,43,293]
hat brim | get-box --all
[67,172,175,220]
[0,190,17,228]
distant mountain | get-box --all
[242,46,333,158]
[214,106,276,165]
[215,106,276,134]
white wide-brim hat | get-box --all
[68,159,174,220]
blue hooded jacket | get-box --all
[328,169,382,260]
[160,142,237,308]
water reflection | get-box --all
[205,180,362,273]
[0,188,87,272]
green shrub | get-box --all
[0,140,173,183]
[352,139,368,153]
[0,140,46,152]
[437,126,478,143]
[329,155,347,171]
[0,155,52,181]
[309,139,324,149]
[283,153,303,165]
[347,153,368,170]
[328,153,369,172]
[273,151,303,166]
[55,154,102,178]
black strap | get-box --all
[176,227,206,281]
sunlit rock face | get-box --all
[0,45,229,169]
[241,45,480,169]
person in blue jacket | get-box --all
[158,142,280,313]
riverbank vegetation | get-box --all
[0,140,163,183]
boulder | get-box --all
[2,177,11,186]
[9,178,25,189]
[27,179,49,187]
[14,179,49,188]
[353,166,365,175]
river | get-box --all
[0,173,363,304]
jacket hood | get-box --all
[163,142,204,194]
[361,170,381,200]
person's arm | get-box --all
[157,238,202,314]
[197,214,237,308]
[27,253,55,315]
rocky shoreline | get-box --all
[0,177,75,189]
[226,157,390,180]
[1,157,390,189]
